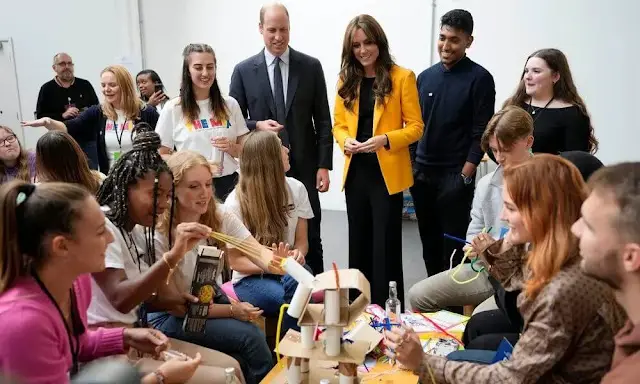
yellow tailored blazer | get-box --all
[333,65,424,195]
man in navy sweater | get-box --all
[411,9,495,277]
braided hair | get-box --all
[97,122,174,266]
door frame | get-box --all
[0,37,25,143]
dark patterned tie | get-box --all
[273,56,290,147]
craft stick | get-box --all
[208,232,272,271]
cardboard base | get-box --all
[277,330,369,364]
[269,360,359,384]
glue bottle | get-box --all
[385,281,401,319]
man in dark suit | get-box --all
[230,3,332,274]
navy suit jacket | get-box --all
[229,48,333,177]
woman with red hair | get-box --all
[385,154,626,383]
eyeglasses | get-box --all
[56,61,74,67]
[0,135,17,147]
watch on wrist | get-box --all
[461,173,473,185]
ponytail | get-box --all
[0,181,90,293]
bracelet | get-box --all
[229,304,234,318]
[162,253,175,285]
[153,370,166,384]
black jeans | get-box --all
[410,166,474,277]
[213,172,239,201]
[345,155,404,306]
[287,168,324,275]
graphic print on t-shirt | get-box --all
[105,120,134,162]
[185,118,231,132]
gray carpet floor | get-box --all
[319,210,426,310]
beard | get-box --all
[581,248,621,290]
[59,70,74,81]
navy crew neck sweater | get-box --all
[414,56,495,169]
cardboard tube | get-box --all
[287,285,312,319]
[301,325,315,349]
[282,258,315,286]
[324,289,340,324]
[286,358,302,384]
[324,326,342,357]
[339,374,356,384]
[301,358,310,373]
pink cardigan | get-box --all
[0,274,125,383]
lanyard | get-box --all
[112,120,128,150]
[32,271,81,376]
[119,228,149,327]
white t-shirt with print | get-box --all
[87,218,150,325]
[154,204,252,292]
[155,96,249,177]
[224,177,314,284]
[104,109,134,167]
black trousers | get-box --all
[287,168,324,275]
[213,172,239,202]
[345,155,404,307]
[410,167,474,277]
[462,309,520,351]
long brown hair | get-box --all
[159,150,221,237]
[503,48,598,153]
[481,106,534,152]
[100,65,145,121]
[180,44,229,122]
[36,131,100,193]
[338,14,395,112]
[0,181,90,292]
[0,126,31,183]
[236,131,289,246]
[503,154,587,299]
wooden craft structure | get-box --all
[277,259,374,384]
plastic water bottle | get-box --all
[225,367,239,383]
[385,281,401,318]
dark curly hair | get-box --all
[97,122,174,266]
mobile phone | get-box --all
[154,82,164,94]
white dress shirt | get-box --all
[264,47,290,101]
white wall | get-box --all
[139,0,639,210]
[435,0,640,166]
[0,0,143,149]
[142,0,435,211]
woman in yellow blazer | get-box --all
[333,14,424,306]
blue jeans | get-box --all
[447,349,495,364]
[233,270,305,338]
[148,312,272,384]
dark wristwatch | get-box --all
[461,173,473,185]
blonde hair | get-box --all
[100,65,144,121]
[236,131,290,246]
[158,151,221,238]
